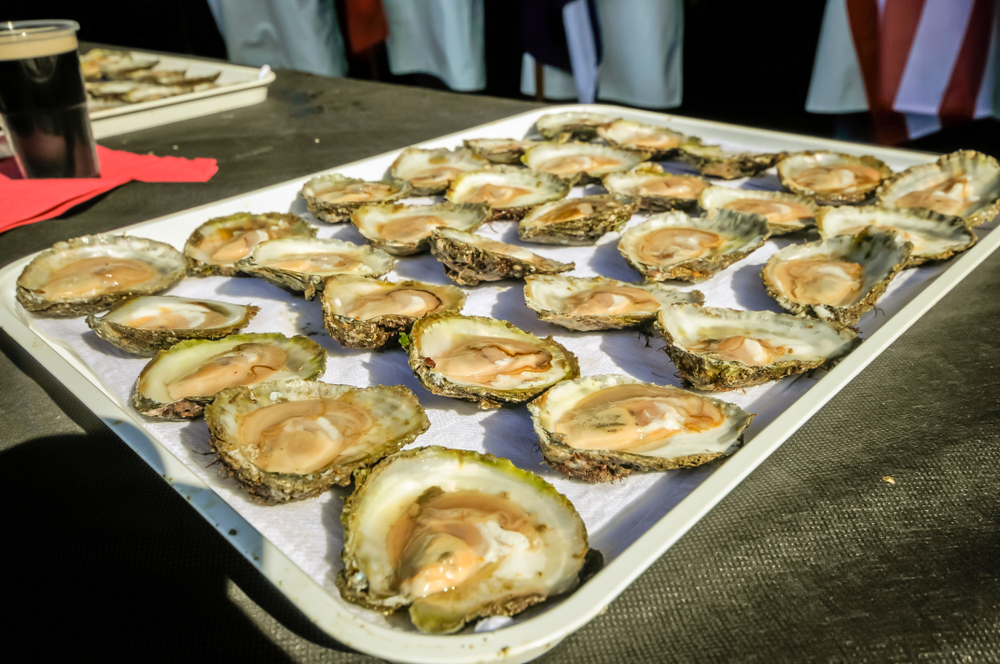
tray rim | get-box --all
[0,103,991,664]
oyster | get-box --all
[518,194,638,245]
[322,275,466,349]
[656,304,860,391]
[603,163,709,213]
[524,274,704,331]
[17,234,186,317]
[522,142,647,185]
[205,379,429,505]
[351,201,490,256]
[406,313,579,409]
[463,138,540,164]
[390,147,489,196]
[131,333,326,419]
[777,151,893,205]
[235,237,394,299]
[596,119,687,160]
[337,446,589,634]
[301,173,411,224]
[678,140,785,180]
[618,209,770,282]
[184,212,316,277]
[535,110,616,140]
[761,227,910,325]
[698,186,818,235]
[528,374,753,482]
[876,150,1000,227]
[446,166,570,221]
[816,206,976,266]
[428,228,574,286]
[86,295,259,356]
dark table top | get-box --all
[2,69,998,663]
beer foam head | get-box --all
[0,21,79,61]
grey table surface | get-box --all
[2,69,999,663]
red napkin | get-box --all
[0,145,218,234]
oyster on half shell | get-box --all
[518,194,638,245]
[596,119,687,160]
[184,212,316,277]
[698,186,818,235]
[778,151,893,205]
[463,138,540,164]
[351,202,490,256]
[301,173,411,224]
[603,163,709,213]
[390,147,489,196]
[428,228,574,286]
[446,165,570,220]
[535,110,616,140]
[677,140,786,180]
[522,142,647,185]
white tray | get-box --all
[2,105,997,664]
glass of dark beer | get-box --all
[0,20,100,178]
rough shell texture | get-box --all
[677,140,786,180]
[351,201,490,256]
[777,151,893,205]
[462,138,540,164]
[300,173,411,224]
[535,111,616,140]
[517,194,638,245]
[184,212,316,277]
[390,147,489,196]
[428,229,574,286]
[697,186,819,235]
[602,163,709,213]
[445,165,571,221]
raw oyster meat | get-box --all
[698,186,818,235]
[656,304,860,391]
[390,147,489,196]
[132,333,326,419]
[351,201,490,256]
[463,138,540,164]
[524,274,704,331]
[522,142,646,185]
[235,237,394,299]
[596,119,687,160]
[206,379,429,505]
[528,374,753,482]
[876,150,1000,227]
[337,446,589,634]
[535,110,616,140]
[518,194,638,245]
[677,140,785,180]
[428,228,574,286]
[446,165,570,220]
[184,212,316,277]
[816,206,976,266]
[301,173,411,224]
[603,163,709,213]
[322,275,466,349]
[17,234,186,317]
[761,227,910,325]
[618,209,770,282]
[777,151,893,205]
[405,313,579,409]
[86,295,258,356]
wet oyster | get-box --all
[817,206,976,266]
[778,151,893,205]
[761,227,910,325]
[535,110,616,140]
[463,138,540,164]
[698,186,818,235]
[596,119,687,160]
[603,163,709,213]
[518,194,638,245]
[322,275,466,349]
[351,201,490,256]
[522,142,647,185]
[235,237,394,299]
[86,295,258,356]
[876,150,1000,227]
[206,379,429,505]
[184,212,316,277]
[390,147,489,196]
[406,313,579,409]
[528,374,753,482]
[337,446,589,634]
[677,140,785,180]
[446,166,570,220]
[301,173,411,224]
[428,228,574,286]
[132,333,326,419]
[17,234,186,317]
[618,209,770,282]
[656,304,860,391]
[524,274,704,331]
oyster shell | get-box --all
[17,234,186,317]
[603,163,709,213]
[351,201,490,256]
[86,295,259,356]
[777,151,893,205]
[524,274,704,331]
[535,110,616,140]
[235,237,394,299]
[528,374,753,482]
[184,212,316,277]
[596,119,687,160]
[876,150,1000,227]
[322,275,466,350]
[517,194,638,245]
[390,147,489,196]
[428,228,574,286]
[656,304,860,391]
[300,173,411,224]
[446,165,570,220]
[131,333,326,420]
[337,446,589,634]
[677,140,786,180]
[698,186,818,235]
[522,142,647,185]
[761,227,911,325]
[406,313,580,409]
[205,379,429,505]
[463,138,540,164]
[816,206,976,266]
[618,209,771,282]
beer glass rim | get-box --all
[0,20,80,40]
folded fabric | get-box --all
[0,145,218,234]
